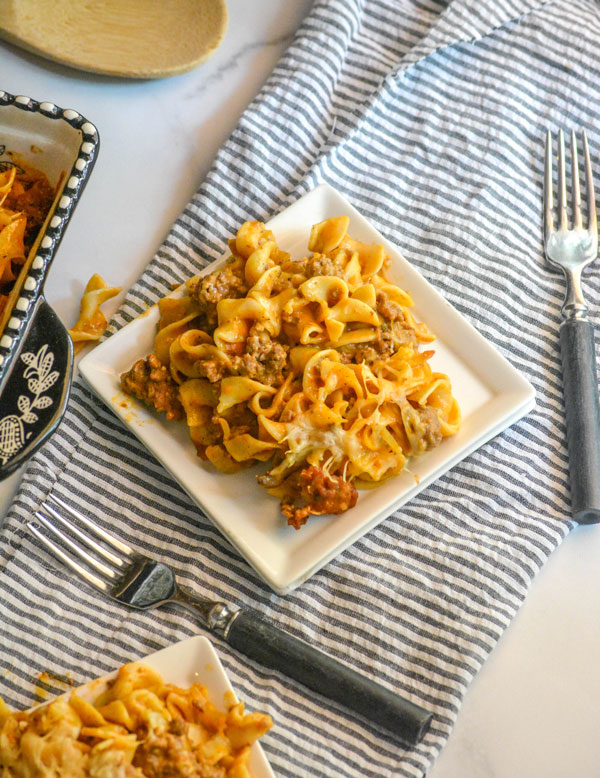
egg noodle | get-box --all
[68,273,121,354]
[0,661,272,778]
[120,217,461,528]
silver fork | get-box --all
[544,129,600,523]
[28,494,431,745]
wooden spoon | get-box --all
[0,0,228,79]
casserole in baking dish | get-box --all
[0,91,98,478]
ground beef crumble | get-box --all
[194,355,230,383]
[306,253,346,278]
[416,406,442,451]
[348,320,416,364]
[270,271,295,295]
[188,259,248,331]
[376,290,405,321]
[120,354,184,421]
[231,323,289,386]
[134,723,226,778]
[279,465,358,529]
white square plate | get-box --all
[29,636,274,778]
[79,183,535,595]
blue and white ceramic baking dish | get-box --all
[0,91,99,479]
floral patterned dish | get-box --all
[0,90,99,478]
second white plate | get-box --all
[28,636,274,778]
[79,183,535,594]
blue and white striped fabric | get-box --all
[2,1,599,775]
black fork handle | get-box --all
[225,608,432,746]
[559,317,600,523]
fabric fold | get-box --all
[400,0,550,69]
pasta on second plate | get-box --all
[121,217,461,528]
[0,661,272,778]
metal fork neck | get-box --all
[562,268,590,321]
[173,586,239,636]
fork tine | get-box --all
[34,510,119,579]
[49,494,134,557]
[557,129,568,230]
[544,129,554,241]
[571,130,582,229]
[41,502,127,569]
[28,522,110,592]
[583,130,597,235]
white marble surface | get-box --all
[1,3,600,777]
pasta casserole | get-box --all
[0,157,54,326]
[0,661,272,778]
[121,217,461,528]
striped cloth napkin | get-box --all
[1,0,598,775]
